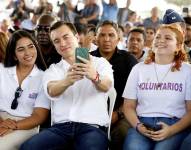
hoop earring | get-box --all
[174,51,178,56]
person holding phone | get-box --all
[122,23,191,150]
[20,21,113,150]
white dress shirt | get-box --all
[43,56,114,126]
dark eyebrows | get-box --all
[98,32,116,36]
[53,33,70,42]
[16,42,34,50]
[62,34,70,38]
[16,46,25,50]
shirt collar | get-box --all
[60,58,71,68]
[96,47,119,62]
[7,65,40,77]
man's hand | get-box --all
[64,66,84,86]
[73,56,97,81]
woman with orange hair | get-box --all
[122,23,191,150]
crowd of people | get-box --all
[0,0,191,150]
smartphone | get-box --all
[143,123,161,131]
[75,47,89,63]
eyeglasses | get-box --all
[36,25,50,32]
[11,87,23,109]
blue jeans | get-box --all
[20,122,108,150]
[123,117,189,150]
[180,131,191,150]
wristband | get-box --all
[92,71,101,84]
[135,122,142,132]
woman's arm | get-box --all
[16,107,49,130]
[150,101,191,141]
[0,108,49,136]
[123,99,140,128]
[123,99,151,138]
[170,101,191,134]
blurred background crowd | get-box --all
[0,0,191,58]
[0,0,190,34]
[0,1,191,150]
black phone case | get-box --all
[75,47,89,63]
[143,123,161,131]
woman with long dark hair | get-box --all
[0,30,49,150]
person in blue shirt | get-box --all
[101,0,118,23]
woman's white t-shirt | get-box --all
[123,62,191,118]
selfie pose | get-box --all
[0,30,49,150]
[122,24,191,150]
[20,21,113,150]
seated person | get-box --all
[123,24,191,150]
[0,30,50,150]
[20,21,113,150]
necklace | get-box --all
[16,67,32,85]
[154,63,172,89]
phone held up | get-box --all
[75,47,89,63]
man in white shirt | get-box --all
[20,21,113,150]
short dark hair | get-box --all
[96,20,119,33]
[74,23,87,35]
[50,21,78,35]
[4,30,47,70]
[118,25,124,32]
[184,17,191,25]
[37,14,57,26]
[128,28,146,40]
[145,27,156,33]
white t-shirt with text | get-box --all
[123,62,191,118]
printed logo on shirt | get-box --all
[28,93,38,99]
[138,82,183,92]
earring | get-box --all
[174,51,178,56]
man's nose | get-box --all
[104,35,110,41]
[60,39,66,46]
